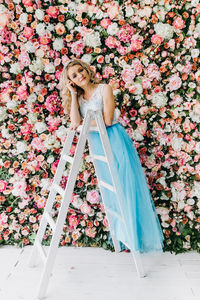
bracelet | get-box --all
[71,91,77,95]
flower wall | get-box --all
[0,0,200,253]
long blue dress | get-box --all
[78,83,165,254]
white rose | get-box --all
[13,0,21,3]
[46,24,55,32]
[36,23,46,36]
[132,129,144,141]
[95,8,104,19]
[195,142,200,154]
[84,31,101,48]
[35,49,45,58]
[44,135,60,149]
[81,54,92,65]
[40,178,51,190]
[6,100,18,110]
[35,9,44,21]
[29,58,44,74]
[27,113,38,124]
[107,23,119,35]
[53,38,64,51]
[35,122,47,133]
[24,41,35,53]
[10,62,21,74]
[191,0,199,7]
[0,107,7,121]
[0,5,6,13]
[65,19,75,30]
[2,128,12,139]
[195,23,200,34]
[72,197,83,209]
[171,134,183,151]
[125,6,134,17]
[47,156,55,164]
[96,212,103,221]
[44,63,55,74]
[154,22,174,40]
[152,92,168,108]
[19,13,28,24]
[16,141,27,154]
[191,49,199,58]
[56,125,68,139]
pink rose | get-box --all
[85,227,96,238]
[22,0,33,6]
[46,6,59,18]
[0,212,8,226]
[68,215,79,228]
[100,18,111,29]
[23,27,34,39]
[131,39,143,52]
[105,36,120,49]
[131,59,143,75]
[45,94,60,113]
[151,34,163,45]
[80,202,91,214]
[31,137,45,151]
[173,17,185,29]
[16,85,28,100]
[0,180,8,192]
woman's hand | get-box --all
[66,79,77,94]
[69,121,82,131]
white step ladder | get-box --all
[28,109,146,299]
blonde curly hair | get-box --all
[59,59,100,116]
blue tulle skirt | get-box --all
[88,122,165,254]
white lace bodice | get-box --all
[78,83,119,125]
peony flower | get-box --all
[168,74,182,91]
[80,202,91,214]
[86,190,100,204]
[71,40,84,55]
[117,24,135,43]
[121,68,135,83]
[45,94,60,113]
[154,22,174,40]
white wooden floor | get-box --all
[0,245,200,300]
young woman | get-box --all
[60,59,165,254]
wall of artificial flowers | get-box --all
[0,0,200,254]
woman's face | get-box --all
[67,64,90,88]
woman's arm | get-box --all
[70,93,82,130]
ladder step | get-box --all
[93,154,108,162]
[99,180,115,192]
[62,154,74,164]
[106,208,125,224]
[44,211,56,232]
[53,184,65,197]
[34,237,47,264]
